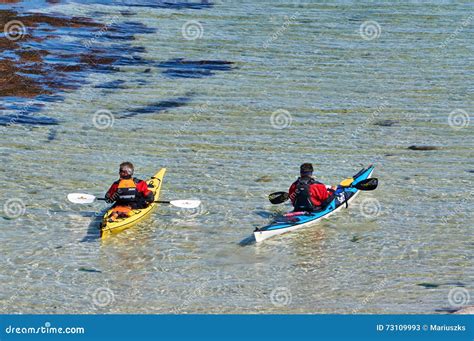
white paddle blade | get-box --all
[169,200,201,209]
[67,193,97,204]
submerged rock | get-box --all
[158,58,235,79]
[118,96,192,119]
[408,145,440,151]
[47,129,57,141]
[350,235,362,242]
[373,119,398,127]
[78,267,102,273]
[417,282,440,289]
[255,175,272,183]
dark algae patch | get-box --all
[94,79,126,89]
[78,267,102,273]
[124,1,213,10]
[119,96,193,119]
[408,145,441,151]
[373,119,398,127]
[0,9,105,99]
[417,282,465,289]
[417,282,440,289]
[0,114,58,126]
[46,128,57,141]
[0,0,226,127]
[158,58,235,78]
[62,0,213,10]
[1,1,219,126]
[0,6,156,125]
[255,175,272,183]
[163,68,214,78]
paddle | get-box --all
[268,178,378,204]
[349,177,378,191]
[268,191,289,204]
[67,193,201,209]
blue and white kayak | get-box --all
[254,165,375,243]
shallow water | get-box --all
[1,0,473,314]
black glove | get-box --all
[144,192,154,205]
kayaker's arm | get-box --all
[136,181,154,204]
[288,182,297,203]
[105,183,118,203]
[311,184,330,203]
[144,191,154,204]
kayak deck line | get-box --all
[254,165,375,243]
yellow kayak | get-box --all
[100,168,166,239]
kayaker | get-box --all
[289,163,335,212]
[105,162,154,221]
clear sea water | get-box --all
[1,0,472,313]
